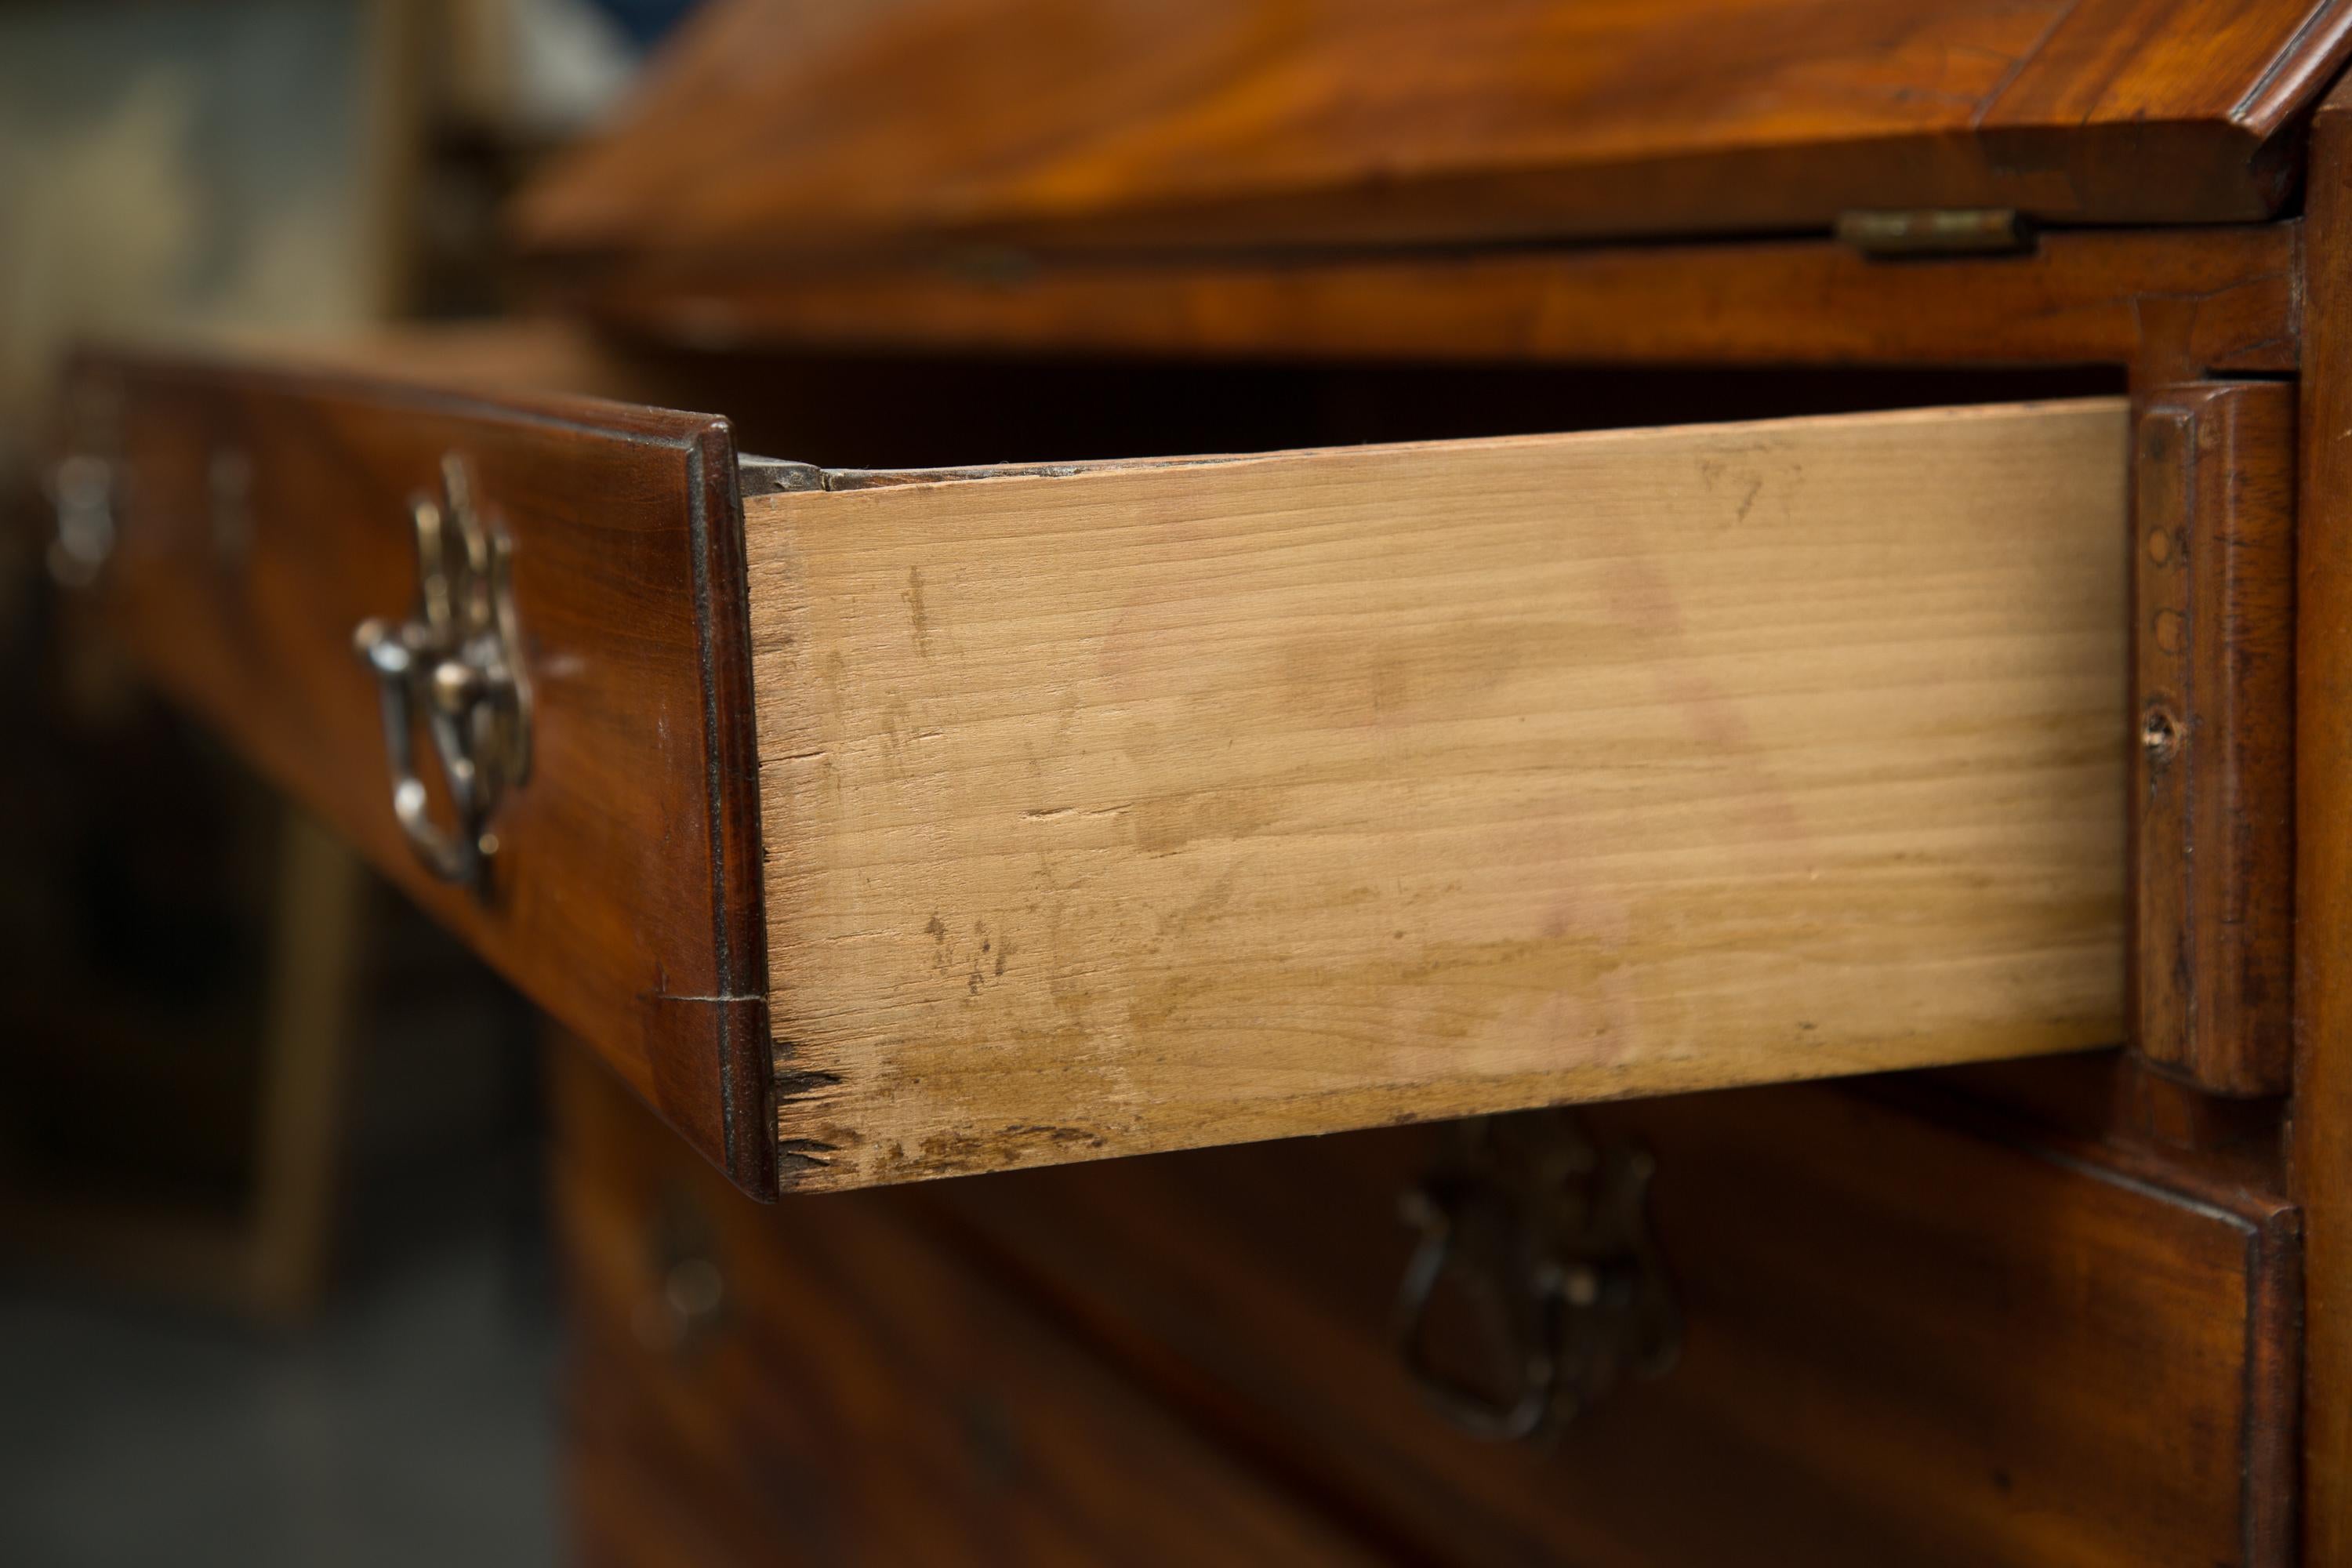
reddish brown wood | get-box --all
[516,0,2352,267]
[926,1087,2302,1568]
[1929,1051,2288,1195]
[2132,384,2296,1096]
[2294,72,2352,1568]
[67,349,775,1196]
[551,1044,1385,1568]
[557,223,2299,377]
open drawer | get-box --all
[54,339,2134,1196]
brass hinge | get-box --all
[1835,208,2031,259]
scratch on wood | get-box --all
[1966,0,2081,130]
[778,1138,836,1176]
[773,1065,844,1099]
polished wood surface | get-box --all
[929,1085,2300,1568]
[552,1041,2300,1567]
[2293,72,2352,1568]
[748,400,2129,1189]
[557,223,2299,379]
[554,1046,1382,1568]
[2132,384,2296,1097]
[50,0,2343,1543]
[517,0,2352,270]
[69,350,775,1195]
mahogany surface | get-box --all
[554,1046,1382,1568]
[552,1044,2300,1568]
[67,351,775,1196]
[2293,72,2352,1568]
[515,0,2352,270]
[2132,383,2297,1096]
[552,223,2300,380]
[53,0,2344,1536]
[928,1086,2300,1568]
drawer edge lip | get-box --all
[687,416,779,1198]
[71,336,735,456]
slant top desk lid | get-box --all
[514,0,2352,274]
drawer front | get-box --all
[925,1086,2301,1567]
[63,351,773,1193]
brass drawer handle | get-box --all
[353,454,532,893]
[1392,1111,1680,1442]
[45,452,118,587]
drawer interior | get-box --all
[216,318,2125,466]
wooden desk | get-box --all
[52,2,2352,1559]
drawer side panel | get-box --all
[747,398,2132,1189]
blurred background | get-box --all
[0,4,697,1563]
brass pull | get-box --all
[1392,1110,1679,1442]
[46,376,125,589]
[45,452,117,587]
[353,454,532,894]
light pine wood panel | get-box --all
[747,399,2130,1189]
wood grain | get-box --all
[2132,384,2296,1096]
[72,348,776,1195]
[749,399,2132,1189]
[562,222,2300,380]
[551,1043,1384,1568]
[2293,71,2352,1568]
[516,0,2352,266]
[924,1083,2301,1568]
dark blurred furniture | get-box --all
[48,1,2352,1561]
[0,677,366,1323]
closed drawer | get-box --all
[58,343,2131,1195]
[922,1084,2300,1568]
[553,1030,2299,1567]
